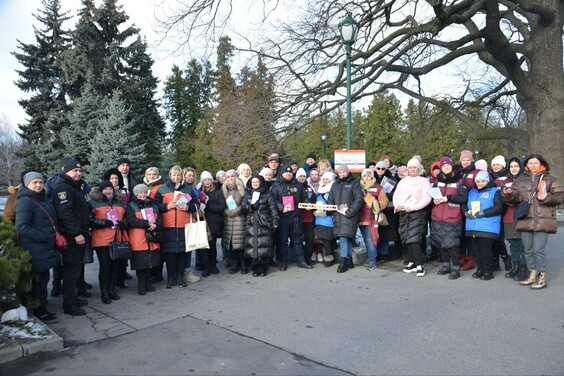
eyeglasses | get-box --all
[376,167,386,170]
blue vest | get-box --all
[466,187,501,235]
[315,192,333,228]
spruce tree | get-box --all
[13,0,71,172]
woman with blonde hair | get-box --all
[144,167,164,199]
[237,163,252,187]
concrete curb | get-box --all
[0,316,64,365]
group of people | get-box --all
[9,149,563,322]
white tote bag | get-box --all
[184,211,210,252]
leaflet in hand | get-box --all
[364,193,375,205]
[427,187,443,200]
[141,207,155,223]
[397,194,418,208]
[337,204,348,215]
[176,194,192,205]
[106,208,119,228]
[226,195,237,210]
[380,176,396,194]
[282,196,295,211]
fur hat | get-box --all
[475,170,490,183]
[200,171,214,182]
[475,159,488,171]
[62,158,81,173]
[459,150,473,162]
[491,155,506,168]
[407,158,421,169]
[305,153,316,160]
[98,180,114,192]
[23,172,43,187]
[116,157,131,167]
[133,184,149,196]
[440,157,454,168]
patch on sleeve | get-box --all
[58,192,67,201]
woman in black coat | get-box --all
[241,174,279,277]
[200,171,226,277]
[16,172,60,323]
[328,165,364,273]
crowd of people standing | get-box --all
[8,149,564,322]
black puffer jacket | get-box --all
[328,172,364,238]
[399,210,428,245]
[202,185,226,238]
[51,173,90,241]
[16,187,60,273]
[241,175,280,259]
[270,175,306,218]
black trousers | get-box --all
[95,247,119,291]
[406,243,424,266]
[32,270,50,309]
[302,222,314,261]
[163,252,186,277]
[468,236,495,273]
[61,241,85,307]
[440,247,460,267]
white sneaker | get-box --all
[317,253,324,262]
[403,262,417,273]
[183,271,200,283]
[311,253,318,262]
[324,254,334,262]
[416,265,426,277]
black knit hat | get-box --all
[281,166,293,174]
[98,180,114,192]
[116,157,131,167]
[305,153,316,160]
[62,158,81,173]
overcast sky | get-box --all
[0,0,203,130]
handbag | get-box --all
[369,213,380,245]
[513,175,544,221]
[184,211,210,252]
[22,196,67,252]
[109,230,131,261]
[146,231,163,243]
[377,212,389,226]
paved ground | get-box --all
[3,225,564,375]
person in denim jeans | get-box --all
[357,169,388,270]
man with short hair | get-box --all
[51,158,91,316]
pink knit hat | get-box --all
[474,159,488,171]
[459,150,473,162]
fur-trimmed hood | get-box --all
[89,186,123,203]
[8,184,21,194]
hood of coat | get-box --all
[9,184,21,195]
[246,174,267,193]
[437,168,462,184]
[507,157,523,179]
[16,185,46,200]
[102,168,125,189]
[89,186,123,203]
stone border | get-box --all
[0,316,64,364]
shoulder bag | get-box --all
[21,196,67,252]
[513,175,544,221]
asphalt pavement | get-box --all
[3,225,564,375]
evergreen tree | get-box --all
[12,0,71,172]
[86,90,145,182]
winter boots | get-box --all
[514,264,529,281]
[530,272,547,289]
[337,257,349,273]
[505,263,519,278]
[519,269,538,286]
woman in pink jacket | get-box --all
[393,158,432,277]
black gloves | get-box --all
[104,220,115,228]
[473,211,485,218]
[116,221,127,229]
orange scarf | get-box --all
[525,165,547,175]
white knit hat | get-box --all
[491,155,506,168]
[200,171,214,182]
[296,168,307,178]
[407,158,421,169]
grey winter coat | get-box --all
[328,173,364,238]
[221,179,247,251]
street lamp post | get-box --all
[338,13,359,150]
[321,132,327,159]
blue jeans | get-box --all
[339,236,353,258]
[359,225,377,264]
[183,251,192,270]
[377,241,389,256]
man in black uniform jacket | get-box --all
[51,158,91,316]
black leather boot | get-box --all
[109,273,121,300]
[144,270,156,292]
[337,258,348,273]
[505,263,519,278]
[345,257,354,269]
[514,264,529,281]
[136,270,147,295]
[101,289,111,304]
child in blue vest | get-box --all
[465,171,504,280]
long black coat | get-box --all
[51,173,90,241]
[16,187,60,273]
[202,186,226,238]
[328,173,364,238]
[399,209,427,245]
[241,175,280,259]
